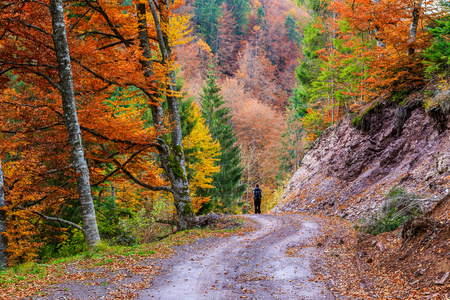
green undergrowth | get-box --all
[352,102,378,128]
[0,216,247,299]
[355,187,423,236]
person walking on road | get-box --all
[253,184,262,214]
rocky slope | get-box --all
[273,99,450,220]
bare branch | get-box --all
[71,57,118,85]
[100,145,172,192]
[69,8,91,33]
[35,71,61,92]
[31,210,86,234]
[5,18,53,37]
[97,38,134,50]
[83,1,131,47]
[79,124,156,146]
[0,61,57,69]
[1,121,64,134]
[0,67,14,76]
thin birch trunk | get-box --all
[0,160,7,269]
[49,0,100,247]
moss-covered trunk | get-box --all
[137,2,196,230]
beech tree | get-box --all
[49,0,100,247]
[0,0,198,263]
[136,0,196,229]
[0,0,101,249]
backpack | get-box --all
[254,188,261,201]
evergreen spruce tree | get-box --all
[285,13,301,46]
[226,0,250,35]
[194,0,223,52]
[199,66,246,213]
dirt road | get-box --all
[141,214,334,300]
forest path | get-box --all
[140,214,334,300]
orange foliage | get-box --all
[330,0,440,96]
[221,78,286,198]
[0,0,190,262]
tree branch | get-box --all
[0,67,14,76]
[97,38,134,50]
[35,71,62,92]
[30,210,86,234]
[100,145,172,192]
[79,124,156,146]
[6,18,53,37]
[71,57,119,86]
[83,1,131,47]
[1,121,64,134]
[69,8,92,33]
[0,61,57,69]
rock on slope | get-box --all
[273,100,450,220]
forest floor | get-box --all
[2,212,450,299]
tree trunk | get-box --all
[49,0,100,247]
[0,160,8,269]
[137,2,196,230]
[408,1,422,55]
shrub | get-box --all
[116,209,153,245]
[355,187,423,235]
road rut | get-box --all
[141,214,334,300]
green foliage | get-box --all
[278,90,307,175]
[285,13,301,46]
[199,66,246,213]
[296,21,325,87]
[306,0,330,17]
[194,0,223,51]
[392,89,410,104]
[423,15,450,76]
[226,0,250,35]
[257,5,265,25]
[352,116,361,127]
[117,209,151,245]
[355,187,423,236]
[39,229,88,262]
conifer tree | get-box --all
[226,0,250,35]
[199,66,246,213]
[194,0,223,52]
[285,14,301,46]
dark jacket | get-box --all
[253,187,262,201]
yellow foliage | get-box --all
[168,14,193,47]
[182,102,220,212]
[196,39,212,54]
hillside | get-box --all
[272,94,450,298]
[273,96,450,221]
